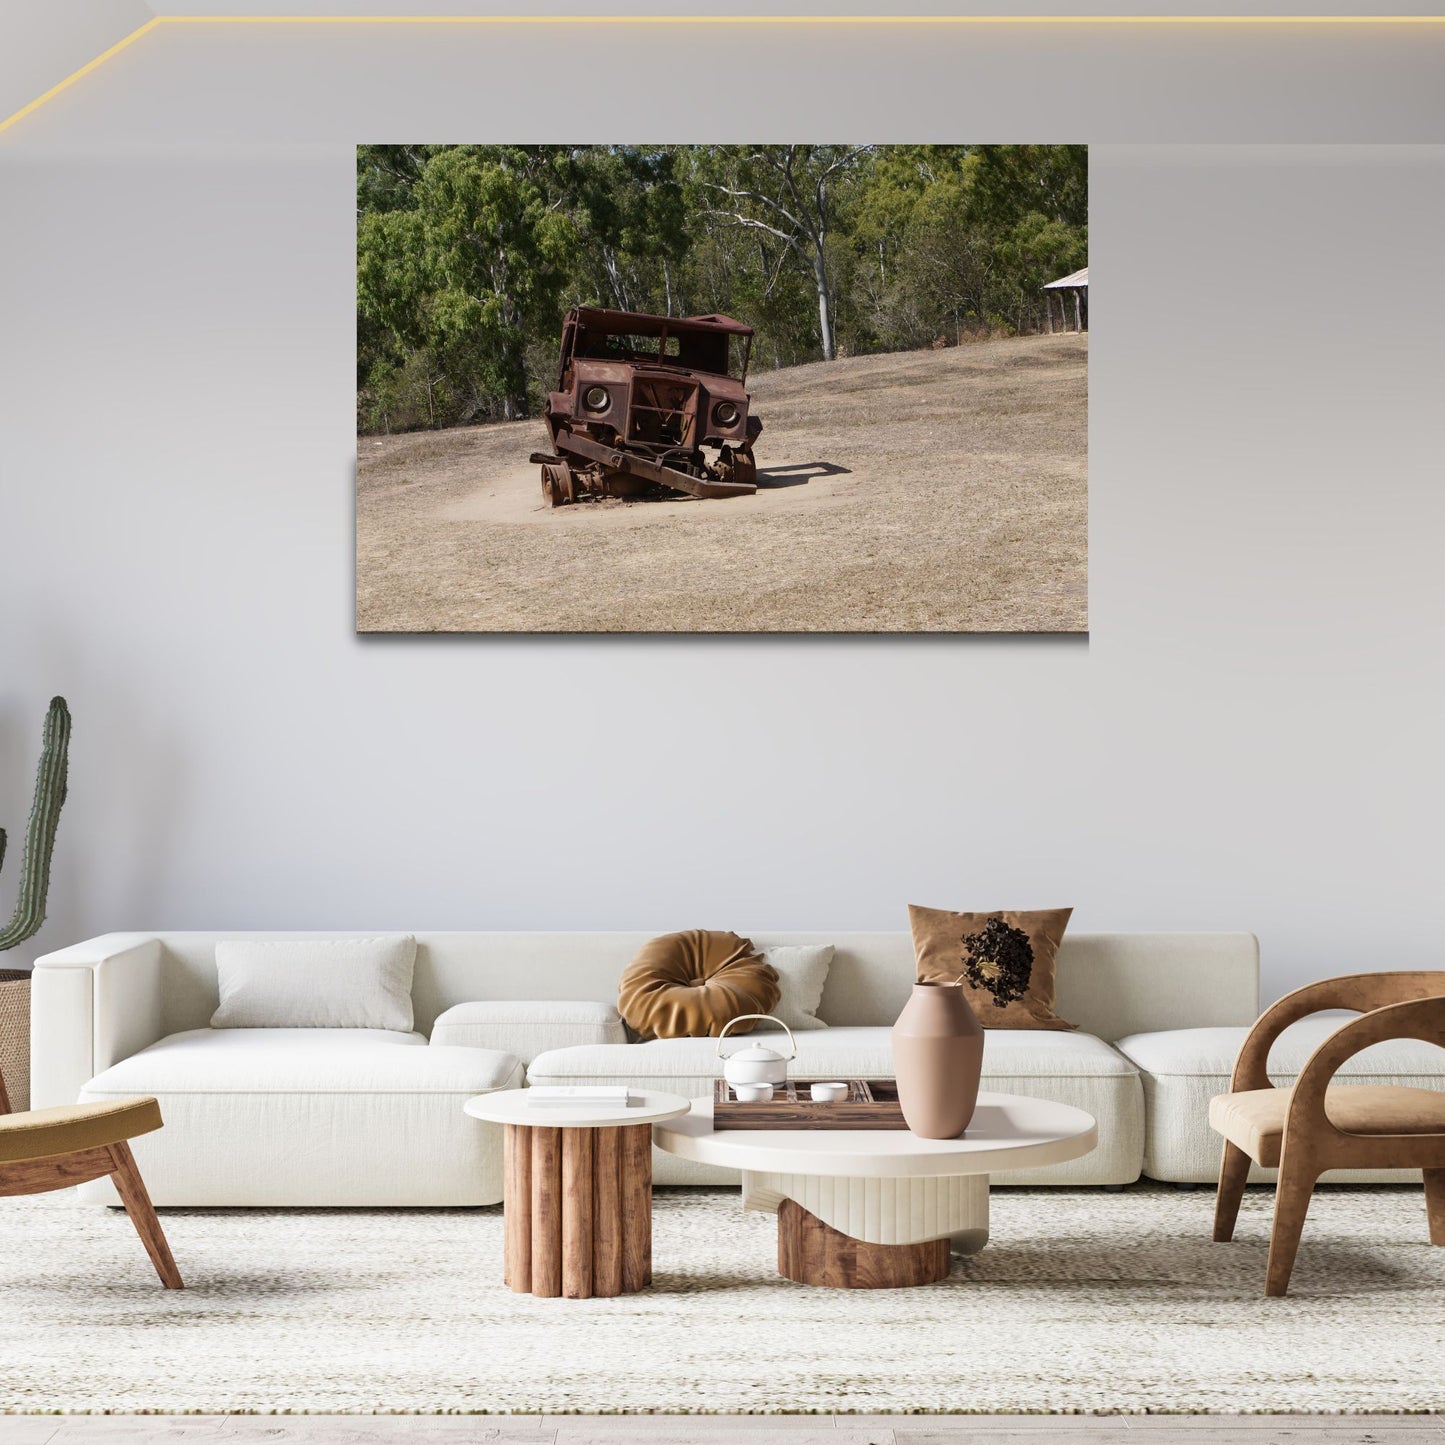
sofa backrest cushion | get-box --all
[211,935,416,1031]
[430,999,625,1064]
[141,930,1259,1044]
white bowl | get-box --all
[809,1081,849,1103]
[731,1082,774,1103]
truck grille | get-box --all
[626,378,698,450]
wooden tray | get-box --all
[712,1078,907,1130]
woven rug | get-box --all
[1,1185,1441,1415]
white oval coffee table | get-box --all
[653,1091,1097,1289]
[464,1089,691,1300]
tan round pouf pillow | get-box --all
[618,930,780,1041]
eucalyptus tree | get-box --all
[699,144,875,362]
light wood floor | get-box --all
[0,1416,1440,1444]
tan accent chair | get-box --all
[1209,972,1445,1297]
[0,1063,182,1288]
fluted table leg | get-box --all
[561,1127,594,1299]
[530,1126,563,1297]
[620,1122,653,1292]
[499,1120,655,1298]
[503,1124,531,1292]
[593,1126,624,1297]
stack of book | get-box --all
[525,1085,635,1108]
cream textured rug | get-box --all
[1,1185,1442,1416]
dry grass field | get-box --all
[355,332,1087,633]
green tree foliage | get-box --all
[356,144,1087,435]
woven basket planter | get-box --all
[0,970,31,1112]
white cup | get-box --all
[732,1082,774,1103]
[810,1081,849,1103]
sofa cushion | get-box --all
[528,1027,1144,1188]
[83,1027,522,1095]
[530,1025,1136,1084]
[534,1026,890,1083]
[212,935,416,1031]
[76,1029,523,1208]
[430,1000,625,1064]
[1116,1018,1445,1081]
[1115,1019,1445,1183]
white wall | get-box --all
[1,23,1443,997]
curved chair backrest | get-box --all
[1289,995,1445,1129]
[1232,971,1445,1092]
[1301,972,1445,1016]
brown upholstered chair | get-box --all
[0,1062,182,1288]
[1210,972,1445,1297]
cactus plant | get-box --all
[0,697,71,953]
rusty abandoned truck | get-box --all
[530,307,762,507]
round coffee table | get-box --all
[653,1090,1097,1289]
[464,1089,690,1299]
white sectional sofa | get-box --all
[31,929,1275,1206]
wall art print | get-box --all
[355,144,1087,634]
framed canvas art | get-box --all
[355,144,1087,634]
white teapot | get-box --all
[717,1014,797,1089]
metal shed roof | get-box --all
[1044,267,1088,290]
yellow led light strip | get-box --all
[0,16,159,137]
[3,11,1442,139]
[156,12,1445,19]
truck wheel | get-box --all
[541,461,575,507]
[717,447,757,492]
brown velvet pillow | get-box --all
[618,930,780,1041]
[908,905,1076,1030]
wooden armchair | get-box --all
[1210,971,1445,1297]
[0,1063,182,1288]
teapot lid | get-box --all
[728,1043,787,1061]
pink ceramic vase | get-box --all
[891,981,984,1139]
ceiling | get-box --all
[3,0,1444,145]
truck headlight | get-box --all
[713,401,740,427]
[583,386,610,413]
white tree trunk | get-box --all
[813,252,835,362]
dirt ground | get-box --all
[355,332,1087,633]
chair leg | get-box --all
[107,1142,183,1289]
[1213,1142,1251,1243]
[1265,1155,1318,1298]
[1425,1169,1445,1246]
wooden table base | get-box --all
[503,1121,653,1298]
[776,1198,952,1289]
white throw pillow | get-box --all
[760,944,834,1031]
[211,936,417,1031]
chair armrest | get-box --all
[1229,971,1445,1093]
[29,935,165,1108]
[1286,995,1445,1140]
